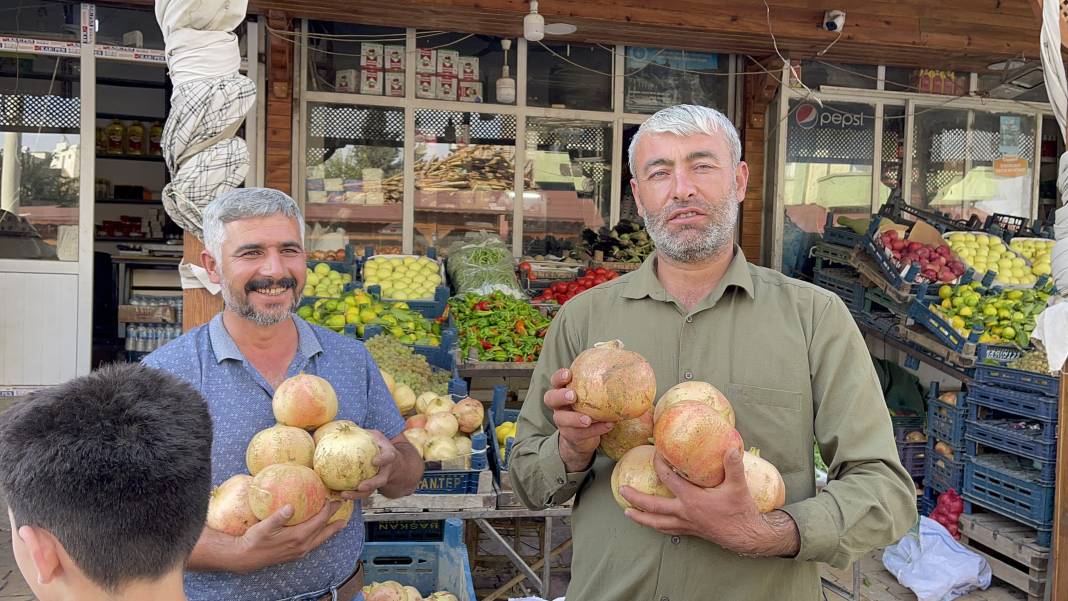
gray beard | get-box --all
[643,187,739,264]
[220,275,297,327]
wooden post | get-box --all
[1053,359,1068,600]
[181,232,221,331]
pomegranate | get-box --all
[313,424,380,490]
[453,435,473,469]
[426,593,459,601]
[313,419,357,445]
[417,393,453,415]
[610,445,674,510]
[365,581,406,601]
[326,492,355,524]
[568,340,656,422]
[599,410,653,461]
[403,427,430,457]
[425,412,459,438]
[424,436,459,461]
[247,463,328,526]
[245,424,315,476]
[653,400,743,487]
[653,381,734,426]
[273,373,338,430]
[405,414,428,430]
[205,474,259,536]
[393,384,417,415]
[451,397,484,433]
[402,586,423,601]
[742,449,786,513]
[380,369,396,394]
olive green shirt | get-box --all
[510,248,918,601]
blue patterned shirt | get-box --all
[144,313,404,601]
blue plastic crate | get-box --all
[822,214,864,248]
[813,267,867,313]
[366,519,444,542]
[965,441,1056,485]
[416,429,488,495]
[974,345,1060,398]
[306,259,357,279]
[486,386,518,483]
[907,299,981,356]
[967,384,1059,423]
[966,402,1056,460]
[925,445,965,496]
[926,384,967,449]
[362,283,451,320]
[861,219,977,299]
[360,518,477,601]
[963,454,1054,546]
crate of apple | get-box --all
[877,230,967,284]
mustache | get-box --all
[245,277,298,293]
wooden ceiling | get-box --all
[241,0,1046,74]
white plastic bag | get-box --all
[882,517,991,601]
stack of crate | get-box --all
[922,382,967,515]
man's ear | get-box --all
[18,525,63,586]
[200,249,222,285]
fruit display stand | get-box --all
[360,518,478,601]
[923,383,967,513]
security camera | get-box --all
[823,10,846,32]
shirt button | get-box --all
[661,596,670,601]
[684,371,693,380]
[685,316,693,323]
[557,477,565,484]
[671,535,681,544]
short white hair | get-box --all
[628,104,742,177]
[202,188,305,260]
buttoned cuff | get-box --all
[537,430,592,506]
[780,494,842,565]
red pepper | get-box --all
[480,339,492,350]
[515,319,527,336]
[474,301,490,311]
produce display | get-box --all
[207,374,370,532]
[580,219,654,263]
[944,232,1036,287]
[361,255,443,301]
[928,488,965,540]
[363,581,459,601]
[365,334,451,396]
[401,393,485,467]
[529,267,621,305]
[444,236,524,297]
[375,144,530,205]
[450,292,551,362]
[298,291,444,346]
[932,282,1051,346]
[1008,348,1055,374]
[304,262,353,298]
[1009,238,1055,277]
[873,229,967,284]
[523,234,577,259]
[308,249,347,262]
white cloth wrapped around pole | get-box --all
[1041,0,1068,294]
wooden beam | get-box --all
[181,233,222,331]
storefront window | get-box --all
[415,32,514,105]
[619,123,641,222]
[522,118,610,256]
[782,99,875,273]
[0,0,79,42]
[623,47,728,114]
[527,42,612,111]
[880,106,906,205]
[305,22,406,95]
[0,56,81,260]
[412,109,516,254]
[95,5,166,51]
[304,103,404,254]
[800,61,878,90]
[911,108,1034,221]
[1038,115,1062,224]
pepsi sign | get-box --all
[793,103,870,130]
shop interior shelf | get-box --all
[963,454,1054,546]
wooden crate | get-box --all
[364,470,496,513]
[958,513,1049,601]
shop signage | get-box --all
[993,156,1027,178]
[0,36,80,56]
[624,47,719,71]
[794,102,870,130]
[998,115,1022,156]
[95,45,167,63]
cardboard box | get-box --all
[385,45,404,72]
[416,48,436,74]
[118,305,177,324]
[361,69,384,95]
[458,56,479,81]
[459,81,483,103]
[307,191,328,203]
[385,72,404,97]
[436,76,457,101]
[437,50,459,77]
[334,68,358,93]
[416,74,436,99]
[361,43,383,69]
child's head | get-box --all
[0,363,213,599]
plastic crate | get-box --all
[967,384,1058,423]
[983,213,1029,241]
[974,345,1060,398]
[865,287,909,315]
[925,444,965,496]
[963,454,1054,546]
[361,283,451,319]
[813,266,867,312]
[925,383,967,449]
[306,259,357,280]
[822,214,864,248]
[893,426,927,480]
[486,386,518,482]
[366,519,444,542]
[966,400,1057,461]
[907,297,981,357]
[416,423,489,495]
[360,518,477,601]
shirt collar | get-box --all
[208,313,325,364]
[621,246,756,303]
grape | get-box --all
[365,334,450,395]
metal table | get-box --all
[364,507,572,599]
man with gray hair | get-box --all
[510,105,917,600]
[144,187,424,601]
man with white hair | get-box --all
[144,187,424,601]
[510,105,917,600]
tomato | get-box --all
[527,272,537,281]
[518,261,532,272]
[593,276,607,285]
[606,272,620,280]
[552,282,568,293]
[593,267,607,276]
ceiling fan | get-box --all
[524,0,577,42]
